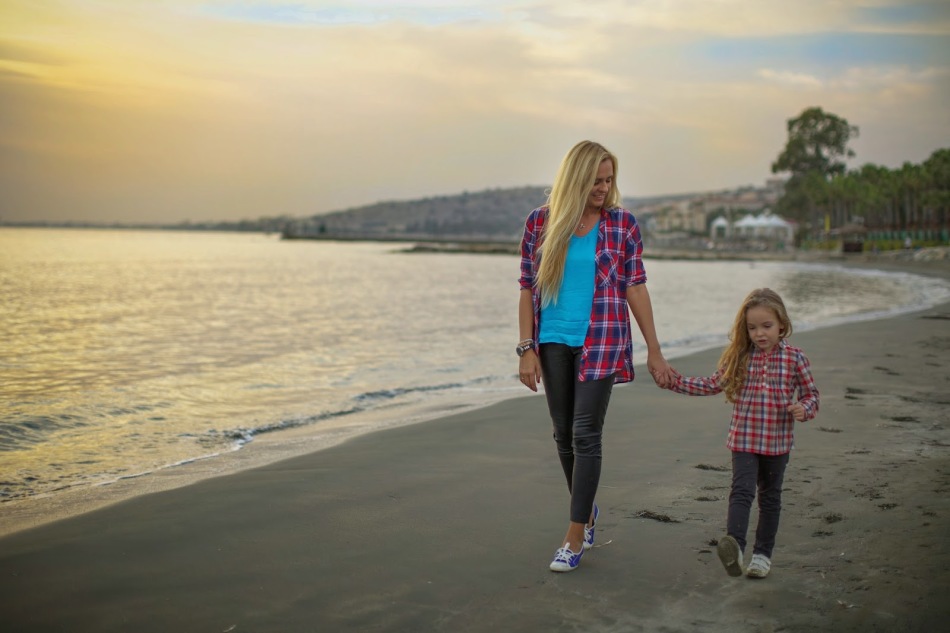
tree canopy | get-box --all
[772,107,859,179]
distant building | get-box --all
[710,211,796,250]
[636,177,788,243]
[647,200,706,233]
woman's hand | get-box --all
[647,352,674,389]
[519,351,542,392]
[626,284,673,389]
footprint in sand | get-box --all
[845,386,867,401]
[873,365,901,376]
[634,510,680,523]
[695,463,729,472]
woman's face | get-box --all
[587,158,613,212]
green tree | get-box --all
[921,149,950,237]
[772,107,859,177]
[771,107,859,230]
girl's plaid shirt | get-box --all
[670,340,820,455]
[518,205,647,384]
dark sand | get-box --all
[1,265,948,632]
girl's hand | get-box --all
[661,365,679,390]
[519,351,542,392]
[788,402,806,421]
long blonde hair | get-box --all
[718,288,793,403]
[535,140,621,306]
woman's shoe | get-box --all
[549,543,584,572]
[583,503,600,550]
[716,535,744,577]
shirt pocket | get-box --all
[595,250,618,288]
[766,375,795,408]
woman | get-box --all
[517,140,673,572]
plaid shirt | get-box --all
[670,340,820,455]
[519,206,647,384]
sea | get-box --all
[2,227,949,510]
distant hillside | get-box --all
[283,186,654,241]
[284,186,545,241]
[0,185,703,238]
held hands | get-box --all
[788,402,807,421]
[520,349,675,391]
[647,353,675,389]
[519,351,542,392]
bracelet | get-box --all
[518,338,535,347]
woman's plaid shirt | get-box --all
[670,340,820,455]
[519,205,647,384]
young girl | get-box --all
[666,288,819,579]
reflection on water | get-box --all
[777,268,901,325]
[1,228,948,504]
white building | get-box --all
[710,211,795,248]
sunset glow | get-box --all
[1,0,947,223]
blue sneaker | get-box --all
[583,503,600,550]
[549,542,584,572]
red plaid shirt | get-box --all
[670,340,820,455]
[519,206,647,384]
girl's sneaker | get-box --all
[746,553,772,579]
[716,535,744,577]
[583,503,600,550]
[549,543,584,572]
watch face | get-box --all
[516,345,525,357]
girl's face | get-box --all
[587,159,613,212]
[746,305,783,353]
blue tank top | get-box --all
[539,226,597,346]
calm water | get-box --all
[2,228,948,505]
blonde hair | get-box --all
[535,140,621,306]
[717,288,793,403]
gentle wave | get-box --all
[2,228,949,506]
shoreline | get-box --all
[1,295,947,630]
[399,240,950,263]
[0,262,947,630]
[1,257,948,540]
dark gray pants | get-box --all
[728,451,790,558]
[539,344,614,525]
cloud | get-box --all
[756,69,824,89]
[0,0,947,222]
[199,0,512,26]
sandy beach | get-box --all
[1,261,948,633]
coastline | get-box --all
[0,259,948,631]
[400,240,950,264]
[0,256,947,541]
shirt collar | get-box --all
[751,339,788,357]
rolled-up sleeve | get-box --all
[519,208,542,290]
[621,215,646,288]
[795,351,820,421]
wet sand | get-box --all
[1,265,948,632]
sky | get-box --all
[1,0,948,224]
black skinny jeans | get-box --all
[539,343,614,525]
[727,451,790,558]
